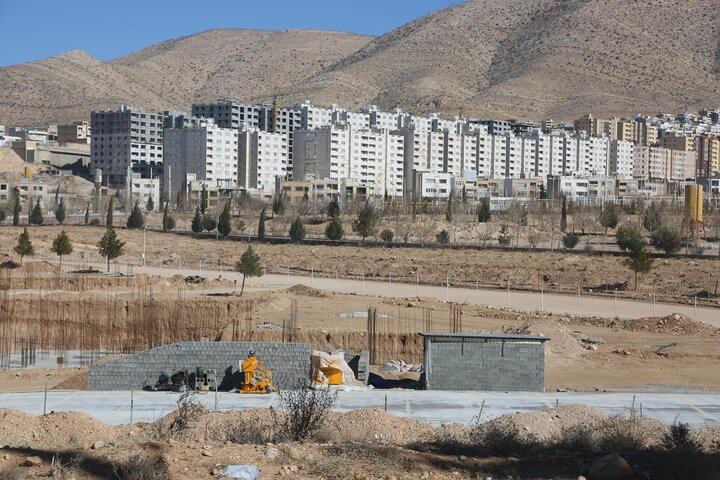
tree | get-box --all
[84,204,90,225]
[97,228,125,272]
[436,229,450,245]
[289,217,306,242]
[191,206,203,233]
[14,228,34,262]
[600,201,619,233]
[498,224,512,246]
[106,196,114,227]
[126,201,145,229]
[55,198,66,225]
[51,230,73,268]
[560,195,568,232]
[235,246,263,296]
[258,206,267,240]
[642,202,664,232]
[326,199,340,219]
[218,201,232,236]
[203,215,217,232]
[12,188,21,226]
[445,195,454,223]
[200,184,208,214]
[146,194,155,212]
[616,225,644,252]
[562,232,580,249]
[477,197,491,223]
[624,243,654,291]
[162,202,176,232]
[272,194,286,216]
[650,226,682,256]
[0,208,5,222]
[380,228,394,244]
[539,184,548,200]
[29,199,43,225]
[352,202,378,243]
[325,217,344,242]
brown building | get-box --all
[659,132,695,152]
[697,135,720,177]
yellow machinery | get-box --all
[240,354,275,394]
[685,184,703,238]
[315,359,343,386]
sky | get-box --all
[0,0,464,67]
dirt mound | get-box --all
[503,319,587,363]
[618,314,718,336]
[52,370,88,390]
[320,408,434,445]
[286,284,332,298]
[0,408,119,449]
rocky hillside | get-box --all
[2,0,719,125]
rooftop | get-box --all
[420,332,550,342]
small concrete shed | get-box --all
[420,333,549,391]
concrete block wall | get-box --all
[426,339,544,391]
[88,342,311,391]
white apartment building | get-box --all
[365,105,401,131]
[413,171,454,201]
[575,136,609,176]
[128,173,161,211]
[609,140,634,177]
[162,120,238,199]
[90,105,164,186]
[238,130,289,194]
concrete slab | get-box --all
[1,390,718,427]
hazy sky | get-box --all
[0,0,464,67]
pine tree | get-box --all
[477,197,491,223]
[272,194,285,216]
[235,246,263,296]
[642,202,664,232]
[146,194,155,212]
[560,195,568,232]
[106,196,114,227]
[600,201,619,233]
[325,217,344,242]
[191,206,203,233]
[445,195,454,223]
[539,184,548,200]
[84,204,90,225]
[352,202,378,243]
[126,201,145,229]
[97,228,125,272]
[162,202,176,232]
[203,215,217,232]
[12,188,21,226]
[326,198,340,219]
[14,228,34,262]
[218,201,232,236]
[51,230,73,268]
[55,198,67,225]
[624,243,654,291]
[258,206,266,240]
[200,184,208,214]
[29,199,43,225]
[289,217,306,242]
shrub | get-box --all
[650,226,682,256]
[436,229,450,245]
[471,420,540,455]
[203,215,217,232]
[596,410,654,453]
[271,376,337,442]
[498,225,512,246]
[113,454,168,480]
[153,392,205,441]
[380,228,394,244]
[562,232,580,249]
[616,224,644,252]
[90,218,101,226]
[663,419,696,450]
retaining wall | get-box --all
[88,341,311,391]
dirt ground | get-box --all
[0,404,718,480]
[2,225,719,306]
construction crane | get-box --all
[239,350,275,394]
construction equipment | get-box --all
[240,350,275,394]
[315,358,344,386]
[194,367,217,393]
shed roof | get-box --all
[420,332,550,342]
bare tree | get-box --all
[415,218,437,247]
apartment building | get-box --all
[90,105,164,186]
[632,146,692,181]
[609,140,634,177]
[57,121,90,144]
[162,119,238,199]
[575,136,609,176]
[659,132,695,152]
[238,129,289,194]
[696,135,720,177]
[574,114,614,137]
[412,171,454,201]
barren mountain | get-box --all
[1,0,720,126]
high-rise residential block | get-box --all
[238,129,289,194]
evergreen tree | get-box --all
[445,195,454,223]
[55,198,66,225]
[203,215,217,232]
[560,195,568,232]
[498,224,512,246]
[289,217,306,242]
[106,196,114,227]
[642,202,664,232]
[257,206,266,240]
[380,229,394,244]
[562,232,580,249]
[14,228,34,262]
[92,187,100,213]
[235,246,263,296]
[29,199,44,225]
[218,201,232,236]
[84,203,90,225]
[650,226,682,256]
[436,229,450,245]
[352,202,378,243]
[200,184,208,214]
[326,198,340,219]
[97,228,125,272]
[624,243,654,291]
[616,225,644,252]
[539,184,548,200]
[325,217,344,242]
[12,188,21,226]
[125,201,145,229]
[51,230,73,268]
[600,201,619,233]
[272,194,285,216]
[477,197,491,223]
[146,194,155,212]
[191,206,203,233]
[162,202,176,232]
